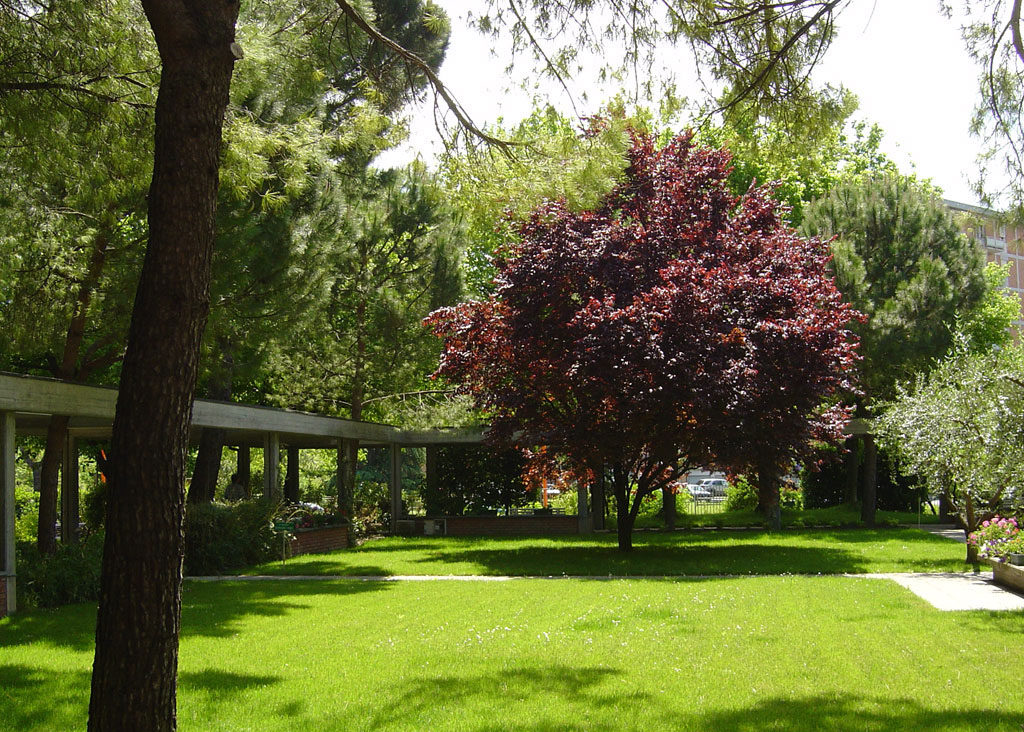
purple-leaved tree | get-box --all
[427,131,861,548]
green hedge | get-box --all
[183,500,278,576]
[17,532,105,608]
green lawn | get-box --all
[243,528,971,577]
[2,576,1021,731]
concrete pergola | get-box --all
[0,371,484,614]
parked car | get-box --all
[687,484,712,499]
[698,478,729,497]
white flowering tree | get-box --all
[875,340,1024,562]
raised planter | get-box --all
[288,524,349,557]
[990,559,1024,595]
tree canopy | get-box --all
[877,338,1024,559]
[801,173,986,404]
[428,131,860,548]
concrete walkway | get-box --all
[861,571,1024,611]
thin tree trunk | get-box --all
[339,326,365,530]
[37,416,69,553]
[843,435,859,505]
[612,462,633,551]
[757,461,781,531]
[186,350,233,504]
[662,485,676,531]
[237,446,251,498]
[88,4,239,730]
[37,229,112,554]
[590,467,606,531]
[964,492,979,563]
[284,446,300,503]
[186,427,226,504]
[860,433,878,527]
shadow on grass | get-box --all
[0,602,98,652]
[415,542,873,576]
[240,561,395,577]
[178,668,283,694]
[356,663,630,732]
[181,579,390,639]
[343,664,1021,732]
[0,664,90,731]
[678,693,1024,732]
[235,528,968,578]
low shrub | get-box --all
[183,500,277,576]
[725,476,803,512]
[725,476,757,512]
[17,531,105,608]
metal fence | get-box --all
[681,496,729,516]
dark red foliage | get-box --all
[427,131,861,544]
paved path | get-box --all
[191,569,1024,611]
[861,571,1024,611]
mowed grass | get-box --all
[242,528,970,577]
[2,576,1022,731]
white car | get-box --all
[698,478,729,497]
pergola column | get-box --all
[389,443,401,534]
[61,433,80,545]
[263,432,280,502]
[1,411,16,615]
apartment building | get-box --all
[945,199,1024,330]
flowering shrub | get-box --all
[277,502,344,529]
[968,516,1020,559]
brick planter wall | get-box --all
[442,515,579,536]
[288,525,349,557]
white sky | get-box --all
[378,0,997,207]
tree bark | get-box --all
[860,433,878,527]
[88,3,239,730]
[284,446,300,503]
[187,342,233,504]
[237,445,251,498]
[612,461,632,551]
[37,229,113,553]
[662,485,676,531]
[757,462,781,531]
[37,415,69,554]
[186,426,226,504]
[843,435,859,505]
[590,466,605,531]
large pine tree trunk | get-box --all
[88,4,239,730]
